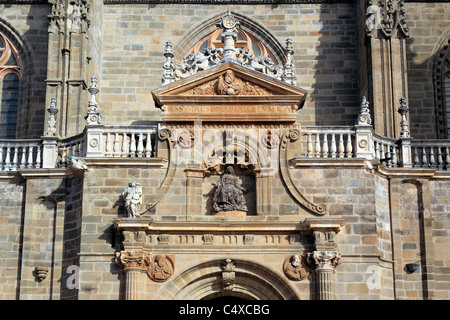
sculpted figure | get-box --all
[122,182,143,217]
[213,166,248,212]
[148,255,174,282]
[283,254,309,281]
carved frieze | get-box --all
[366,0,409,39]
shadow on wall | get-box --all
[308,3,360,126]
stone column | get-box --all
[304,218,344,300]
[364,0,410,138]
[308,251,342,300]
[115,251,148,300]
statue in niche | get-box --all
[213,166,248,213]
[121,182,143,217]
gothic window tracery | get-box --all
[0,32,22,139]
[185,29,277,64]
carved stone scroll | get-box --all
[279,129,328,215]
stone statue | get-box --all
[213,166,248,213]
[122,182,143,217]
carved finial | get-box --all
[85,75,102,125]
[219,10,240,62]
[46,97,58,136]
[282,37,297,86]
[398,96,410,138]
[357,96,372,126]
[162,40,175,85]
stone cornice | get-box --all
[103,0,354,4]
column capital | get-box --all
[115,250,149,272]
[307,251,342,272]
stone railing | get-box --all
[85,124,159,159]
[302,126,355,159]
[0,139,42,172]
[2,124,450,172]
[58,132,86,167]
[372,133,400,168]
[411,140,450,170]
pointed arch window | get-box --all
[0,32,22,139]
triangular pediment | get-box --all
[151,62,308,123]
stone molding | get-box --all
[103,0,353,4]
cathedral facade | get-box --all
[0,0,449,300]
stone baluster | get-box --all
[11,147,19,171]
[437,147,443,170]
[345,134,353,158]
[20,147,27,169]
[105,133,112,157]
[137,133,144,157]
[4,147,11,171]
[421,147,428,167]
[115,251,148,300]
[35,146,41,168]
[413,146,420,167]
[113,132,120,157]
[27,146,34,169]
[446,147,450,169]
[129,133,136,157]
[330,133,337,158]
[338,134,345,158]
[322,133,329,158]
[145,133,152,157]
[429,147,436,168]
[306,133,313,158]
[121,133,128,157]
[315,133,321,158]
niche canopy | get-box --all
[152,10,308,123]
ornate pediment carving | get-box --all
[179,70,276,96]
[152,62,307,123]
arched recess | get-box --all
[432,30,450,139]
[158,258,301,300]
[173,10,286,66]
[0,18,35,139]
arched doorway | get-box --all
[156,258,301,300]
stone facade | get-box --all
[0,0,449,301]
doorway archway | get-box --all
[157,258,301,300]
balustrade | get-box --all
[412,141,450,170]
[372,134,400,168]
[302,127,355,159]
[0,140,42,172]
